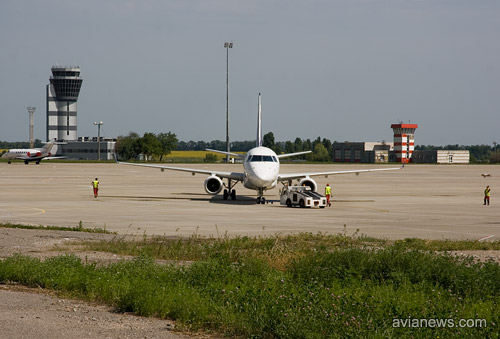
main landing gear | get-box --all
[223,189,236,200]
[222,179,237,200]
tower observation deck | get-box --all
[46,66,83,141]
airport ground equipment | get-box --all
[280,185,327,208]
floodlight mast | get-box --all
[93,121,103,161]
[27,106,36,148]
[224,41,233,163]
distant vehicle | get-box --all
[116,93,402,204]
[1,142,64,164]
[280,185,327,208]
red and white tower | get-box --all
[391,123,418,163]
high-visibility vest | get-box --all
[92,180,99,189]
[485,188,490,197]
[325,186,331,195]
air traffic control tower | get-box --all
[46,66,83,141]
[391,123,418,163]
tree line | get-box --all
[115,132,178,161]
[2,134,499,163]
[0,139,44,149]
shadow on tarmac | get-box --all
[102,194,280,206]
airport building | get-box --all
[60,137,117,161]
[412,150,470,164]
[332,142,393,163]
[46,66,83,142]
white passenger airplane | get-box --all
[117,94,402,204]
[1,142,63,164]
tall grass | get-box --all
[0,221,114,234]
[1,234,498,338]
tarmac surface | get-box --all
[1,162,499,241]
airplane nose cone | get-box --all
[252,166,277,186]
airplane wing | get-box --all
[116,160,246,181]
[278,166,403,182]
[44,156,67,160]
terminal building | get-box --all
[62,137,117,161]
[46,66,115,160]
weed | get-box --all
[0,232,498,337]
[0,222,114,234]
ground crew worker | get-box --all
[325,183,332,207]
[484,185,490,205]
[91,178,99,198]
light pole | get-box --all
[93,121,103,161]
[224,41,233,163]
[27,106,36,149]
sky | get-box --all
[1,0,499,146]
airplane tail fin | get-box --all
[257,93,262,147]
[41,142,54,154]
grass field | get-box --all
[0,227,498,338]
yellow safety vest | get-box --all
[485,188,490,197]
[325,186,331,195]
[92,180,99,189]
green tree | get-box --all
[294,138,303,152]
[263,132,275,150]
[139,132,162,161]
[115,132,140,160]
[157,132,178,161]
[490,151,500,164]
[308,143,331,162]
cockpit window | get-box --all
[249,155,276,162]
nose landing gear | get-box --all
[256,188,266,204]
[256,196,266,204]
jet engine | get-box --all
[27,152,41,157]
[204,175,223,195]
[298,177,317,192]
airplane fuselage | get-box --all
[243,146,280,191]
[1,149,43,161]
[1,143,55,164]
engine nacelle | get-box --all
[204,175,223,195]
[298,177,318,192]
[27,152,41,157]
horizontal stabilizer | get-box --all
[206,149,245,158]
[276,150,312,159]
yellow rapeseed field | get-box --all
[164,151,245,159]
[165,151,221,159]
